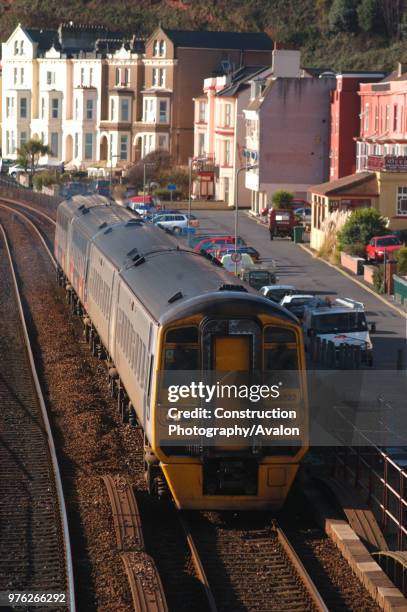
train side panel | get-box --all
[86,243,115,350]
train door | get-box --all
[213,336,251,371]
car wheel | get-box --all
[173,226,181,234]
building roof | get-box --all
[162,29,273,50]
[216,66,267,97]
[26,28,58,51]
[309,172,378,196]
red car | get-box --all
[193,235,245,252]
[366,235,402,262]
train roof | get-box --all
[58,196,298,325]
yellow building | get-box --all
[309,160,407,251]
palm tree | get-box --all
[16,138,51,188]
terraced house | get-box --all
[1,23,273,171]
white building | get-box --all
[1,23,143,170]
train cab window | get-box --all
[164,326,199,370]
[264,326,299,386]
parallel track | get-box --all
[0,223,75,609]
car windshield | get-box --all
[289,298,313,306]
[312,312,367,333]
[376,237,401,246]
[268,289,291,301]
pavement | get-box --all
[188,209,407,370]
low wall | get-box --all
[340,252,365,275]
[364,264,376,285]
[394,274,407,305]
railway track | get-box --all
[0,223,75,609]
[179,513,328,612]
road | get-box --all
[187,209,406,370]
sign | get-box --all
[167,183,177,191]
[230,251,242,263]
[367,155,407,172]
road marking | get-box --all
[297,243,407,319]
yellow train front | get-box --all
[151,293,308,511]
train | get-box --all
[55,195,308,510]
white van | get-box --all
[220,253,254,274]
[302,297,374,365]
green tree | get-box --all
[329,0,358,32]
[357,0,383,33]
[396,245,407,275]
[338,208,388,250]
[17,138,51,188]
[271,190,294,209]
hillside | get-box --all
[0,0,406,72]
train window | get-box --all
[166,327,198,343]
[164,347,199,370]
[264,346,298,371]
[264,327,296,343]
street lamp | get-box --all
[234,162,258,275]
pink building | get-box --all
[357,63,407,171]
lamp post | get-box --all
[234,162,258,275]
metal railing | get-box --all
[333,403,407,549]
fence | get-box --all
[332,402,407,550]
[309,336,364,369]
[0,177,62,210]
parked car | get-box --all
[213,245,261,262]
[193,236,246,253]
[240,267,277,290]
[154,213,198,233]
[0,158,14,174]
[280,294,315,319]
[268,208,297,240]
[189,234,231,249]
[220,253,254,274]
[302,297,374,365]
[8,164,48,178]
[260,285,297,303]
[366,235,403,262]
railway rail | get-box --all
[0,223,75,609]
[179,513,328,612]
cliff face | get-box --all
[0,0,404,72]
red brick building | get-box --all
[329,72,384,180]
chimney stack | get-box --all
[397,61,407,77]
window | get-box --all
[20,68,24,85]
[158,135,168,150]
[20,40,24,55]
[199,101,206,123]
[198,133,205,156]
[80,68,85,86]
[143,98,154,122]
[153,68,159,86]
[223,177,230,202]
[14,68,18,85]
[14,40,18,55]
[375,105,379,131]
[120,135,128,160]
[224,140,231,166]
[153,40,159,56]
[397,187,407,216]
[20,97,27,119]
[89,68,93,86]
[46,71,55,85]
[159,99,168,123]
[85,133,93,160]
[51,132,59,157]
[6,98,11,119]
[153,68,165,87]
[394,105,398,132]
[110,98,115,120]
[51,98,59,119]
[86,99,94,120]
[75,98,79,120]
[164,327,199,370]
[41,97,45,119]
[74,133,79,158]
[159,40,165,56]
[385,104,390,131]
[124,68,130,86]
[120,99,129,121]
[11,131,16,154]
[5,131,9,155]
[115,68,120,86]
[364,103,369,131]
[160,68,165,87]
[20,131,27,146]
[225,103,232,127]
[109,134,113,158]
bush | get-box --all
[272,190,294,209]
[338,208,388,251]
[33,174,43,191]
[329,0,358,32]
[343,241,366,258]
[373,266,385,294]
[153,188,183,201]
[396,245,407,276]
